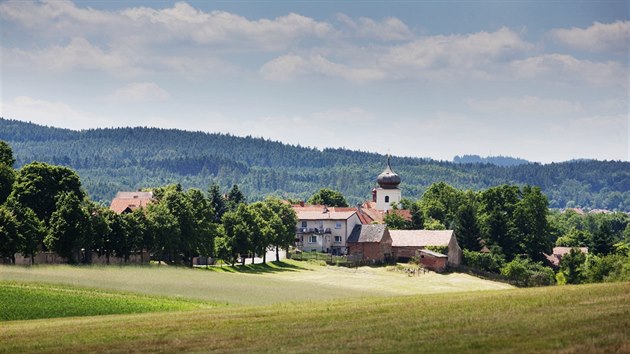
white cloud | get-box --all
[107,82,171,103]
[511,54,627,87]
[549,21,630,53]
[261,54,385,82]
[336,13,412,41]
[4,38,128,73]
[0,96,109,129]
[466,96,583,116]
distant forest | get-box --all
[1,118,629,211]
[453,155,530,166]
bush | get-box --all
[463,250,505,273]
[501,257,555,287]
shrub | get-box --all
[463,250,505,273]
[501,257,555,287]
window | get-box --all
[335,221,342,229]
[334,236,342,243]
[385,196,390,203]
[301,221,307,228]
[309,235,317,243]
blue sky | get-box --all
[1,0,628,162]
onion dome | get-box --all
[377,156,401,189]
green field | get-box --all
[1,262,628,353]
[0,282,213,321]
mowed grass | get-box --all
[0,261,512,305]
[0,282,216,321]
[1,282,628,353]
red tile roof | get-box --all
[110,191,154,214]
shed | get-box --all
[389,229,462,266]
[346,224,393,262]
[417,249,448,272]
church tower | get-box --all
[374,156,401,211]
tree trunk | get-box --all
[276,246,280,262]
[251,254,255,264]
[263,252,266,264]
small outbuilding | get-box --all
[389,229,462,266]
[417,249,448,272]
[346,224,393,262]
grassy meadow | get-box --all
[0,260,512,305]
[0,282,213,321]
[1,262,628,353]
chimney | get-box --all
[372,188,377,202]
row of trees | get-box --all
[0,141,297,265]
[3,118,629,211]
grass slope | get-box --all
[0,282,215,321]
[1,282,628,353]
[0,261,512,305]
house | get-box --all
[110,191,153,214]
[545,247,589,267]
[346,224,393,262]
[389,229,462,266]
[293,205,361,255]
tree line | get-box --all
[2,118,629,211]
[0,141,297,265]
[383,181,630,285]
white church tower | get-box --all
[373,156,402,211]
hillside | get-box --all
[1,118,629,210]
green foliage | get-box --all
[0,140,15,167]
[462,250,505,273]
[5,198,45,264]
[0,206,19,262]
[424,217,446,230]
[454,194,481,251]
[10,161,84,223]
[384,211,408,230]
[0,164,14,204]
[45,192,88,263]
[500,257,555,287]
[559,248,587,284]
[307,188,348,207]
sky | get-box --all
[0,0,628,163]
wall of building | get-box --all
[447,235,463,266]
[418,253,447,272]
[295,214,360,254]
[347,242,387,262]
[375,188,401,211]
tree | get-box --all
[513,186,552,261]
[455,202,481,251]
[265,198,297,261]
[0,206,19,263]
[419,182,463,227]
[0,164,14,205]
[308,188,348,207]
[208,183,227,223]
[86,203,111,264]
[408,203,425,230]
[479,185,520,260]
[10,162,84,223]
[559,248,587,284]
[6,198,45,265]
[45,192,88,264]
[124,208,152,263]
[384,211,407,230]
[222,204,254,265]
[249,202,275,264]
[214,235,235,266]
[0,140,15,167]
[592,220,614,256]
[226,184,246,211]
[146,202,180,264]
[187,188,217,259]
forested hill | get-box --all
[1,118,629,211]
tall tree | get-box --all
[6,198,45,264]
[0,140,15,167]
[307,188,348,207]
[45,192,88,264]
[187,188,217,259]
[592,220,614,256]
[208,183,227,223]
[222,204,254,265]
[226,184,246,211]
[513,186,552,261]
[479,185,520,260]
[146,202,180,264]
[455,202,481,251]
[265,198,298,262]
[0,206,19,263]
[10,162,84,223]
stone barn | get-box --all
[389,230,462,266]
[346,224,393,262]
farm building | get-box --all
[110,191,154,214]
[417,249,448,272]
[346,224,393,262]
[389,229,462,266]
[545,247,589,268]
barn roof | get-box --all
[110,191,154,214]
[347,224,388,243]
[389,230,454,247]
[419,249,448,258]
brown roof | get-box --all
[357,202,412,225]
[545,247,589,267]
[347,224,389,243]
[389,230,454,247]
[110,191,154,214]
